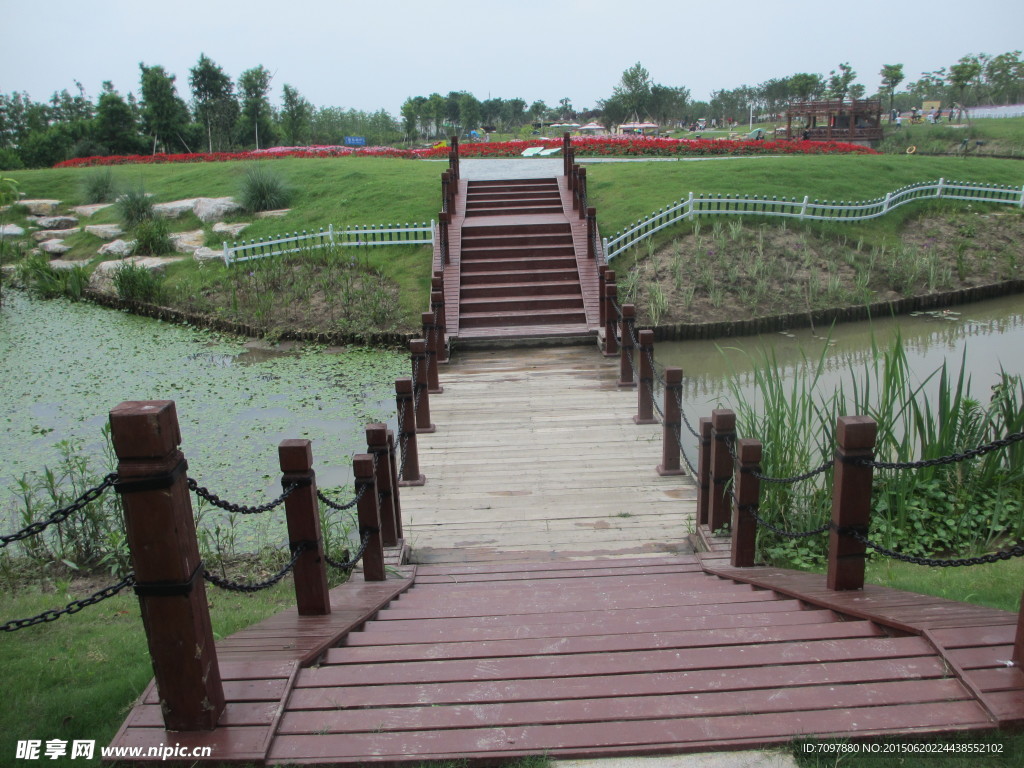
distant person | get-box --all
[895,114,902,129]
[802,128,810,141]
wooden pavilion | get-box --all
[779,99,883,144]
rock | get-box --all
[72,203,114,218]
[90,255,182,294]
[153,198,201,218]
[0,224,25,239]
[50,259,90,270]
[84,224,124,240]
[193,246,225,262]
[194,197,242,223]
[98,239,136,257]
[39,239,71,255]
[255,208,290,218]
[32,228,77,242]
[19,199,61,216]
[170,229,206,254]
[213,221,250,238]
[35,215,79,230]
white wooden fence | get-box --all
[222,221,434,265]
[603,179,1024,262]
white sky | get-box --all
[1,0,1022,115]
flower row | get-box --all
[54,137,877,168]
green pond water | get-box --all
[0,290,406,535]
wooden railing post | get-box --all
[578,168,587,219]
[353,454,385,581]
[386,429,404,539]
[696,417,713,525]
[108,400,225,731]
[634,330,657,424]
[366,424,398,548]
[421,311,442,393]
[1014,593,1024,664]
[278,439,330,615]
[571,164,579,209]
[441,171,450,212]
[410,339,435,433]
[439,212,450,264]
[709,409,736,533]
[657,368,686,476]
[598,265,609,328]
[618,303,636,387]
[563,132,571,176]
[603,280,618,356]
[586,207,597,258]
[731,438,763,567]
[395,377,425,486]
[827,415,877,591]
[431,279,448,365]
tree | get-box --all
[948,55,983,106]
[279,84,313,145]
[788,73,826,102]
[236,66,276,148]
[613,62,653,118]
[95,82,143,155]
[879,63,905,114]
[984,51,1023,105]
[827,62,857,102]
[189,54,238,152]
[457,92,481,135]
[649,84,689,126]
[138,63,191,154]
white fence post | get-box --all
[882,192,892,214]
[1019,184,1024,208]
[936,178,944,199]
[799,195,809,220]
[222,241,230,266]
[328,224,335,245]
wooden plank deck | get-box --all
[401,346,696,563]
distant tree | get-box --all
[984,50,1023,105]
[649,84,689,126]
[457,92,481,134]
[189,53,238,152]
[503,98,527,128]
[948,55,983,106]
[879,64,905,114]
[827,62,857,102]
[528,100,548,123]
[95,82,144,155]
[613,62,653,119]
[279,84,313,145]
[236,66,277,148]
[138,63,191,154]
[557,97,574,120]
[787,73,826,102]
[906,69,948,102]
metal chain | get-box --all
[324,530,375,571]
[745,503,832,539]
[751,459,835,485]
[318,485,366,511]
[842,528,1024,567]
[2,573,136,632]
[203,542,309,592]
[1,473,118,548]
[188,478,298,515]
[669,420,698,475]
[855,431,1024,471]
[674,389,701,440]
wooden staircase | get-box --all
[455,178,591,342]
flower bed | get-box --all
[54,137,876,168]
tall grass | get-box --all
[724,333,1024,568]
[112,261,167,303]
[80,168,117,204]
[15,253,89,300]
[240,164,292,213]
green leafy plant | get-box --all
[132,217,173,256]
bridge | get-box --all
[95,139,1024,763]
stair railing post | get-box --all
[1015,592,1024,664]
[708,409,737,533]
[657,368,685,476]
[441,171,450,213]
[731,438,763,567]
[366,424,398,548]
[603,281,619,357]
[563,132,571,176]
[571,165,580,210]
[108,400,225,731]
[410,339,435,433]
[353,453,385,581]
[386,429,404,539]
[421,311,442,394]
[827,416,877,591]
[578,168,587,219]
[431,280,448,366]
[278,439,330,615]
[696,417,713,526]
[618,303,636,387]
[634,330,657,424]
[586,207,597,258]
[439,212,450,264]
[395,377,425,486]
[598,265,609,328]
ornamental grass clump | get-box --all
[132,218,173,256]
[117,185,154,229]
[240,164,292,213]
[81,168,118,204]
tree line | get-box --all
[1,50,1021,169]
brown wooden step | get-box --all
[465,204,563,217]
[467,178,558,190]
[462,220,570,236]
[460,244,576,261]
[459,255,578,272]
[460,280,582,299]
[461,232,574,249]
[467,191,562,203]
[460,268,580,285]
[460,294,584,314]
[465,197,562,211]
[458,307,588,329]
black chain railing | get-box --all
[1,473,118,548]
[203,541,310,592]
[2,573,136,632]
[324,528,377,572]
[318,485,366,511]
[188,478,298,515]
[743,503,833,539]
[854,431,1024,471]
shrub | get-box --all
[240,164,291,213]
[16,252,88,300]
[113,261,166,304]
[81,168,117,204]
[132,218,173,256]
[117,186,153,229]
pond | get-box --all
[0,290,406,534]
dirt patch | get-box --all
[618,208,1024,326]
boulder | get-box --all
[90,255,181,294]
[39,239,71,255]
[19,199,61,216]
[256,208,290,218]
[33,228,77,242]
[0,224,25,239]
[212,221,250,238]
[50,259,90,270]
[98,239,136,257]
[153,198,201,218]
[193,246,224,262]
[36,215,79,230]
[72,203,114,218]
[170,229,206,254]
[84,224,124,240]
[194,197,242,222]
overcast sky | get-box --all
[1,0,1022,115]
